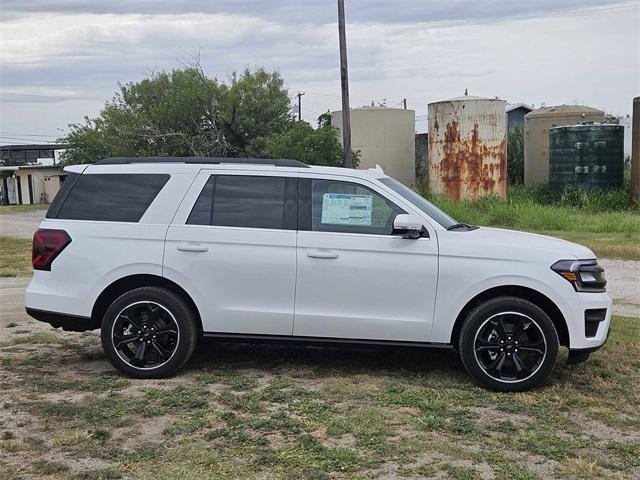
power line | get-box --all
[0,131,60,138]
[0,135,62,143]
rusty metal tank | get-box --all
[428,95,506,200]
[524,104,605,185]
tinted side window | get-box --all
[46,173,79,219]
[310,179,404,235]
[187,175,292,230]
[187,176,214,225]
[55,174,169,222]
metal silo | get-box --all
[428,95,507,200]
[524,105,605,185]
[549,124,624,192]
[332,107,416,186]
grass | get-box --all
[0,204,47,215]
[423,185,640,260]
[0,315,638,479]
[0,237,32,277]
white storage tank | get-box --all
[428,95,507,200]
[331,107,416,186]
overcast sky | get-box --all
[1,0,638,142]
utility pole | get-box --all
[403,98,407,110]
[632,97,640,201]
[296,92,305,122]
[337,0,352,168]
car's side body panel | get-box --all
[163,169,298,335]
[24,160,612,358]
[293,173,439,342]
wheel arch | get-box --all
[91,274,202,332]
[449,285,569,348]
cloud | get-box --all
[0,1,638,138]
[0,0,630,24]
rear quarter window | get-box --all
[51,173,170,222]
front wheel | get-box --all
[458,296,559,392]
[101,287,198,379]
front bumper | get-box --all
[563,291,612,351]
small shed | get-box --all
[506,103,534,131]
[0,165,65,205]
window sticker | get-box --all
[321,193,373,226]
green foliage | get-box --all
[260,120,360,167]
[60,67,294,164]
[507,126,524,185]
[418,183,640,259]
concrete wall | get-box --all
[331,107,416,186]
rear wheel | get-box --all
[458,296,559,392]
[101,287,198,378]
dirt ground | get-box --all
[1,208,639,479]
[1,275,639,479]
[0,209,47,239]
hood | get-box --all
[437,227,596,262]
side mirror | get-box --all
[393,214,428,239]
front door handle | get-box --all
[306,250,339,259]
[177,243,209,253]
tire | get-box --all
[458,296,559,392]
[101,287,198,379]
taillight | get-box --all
[32,229,71,271]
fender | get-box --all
[430,272,575,344]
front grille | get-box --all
[585,309,607,338]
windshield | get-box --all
[379,177,458,228]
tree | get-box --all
[507,126,524,185]
[261,121,359,167]
[59,67,293,164]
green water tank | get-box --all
[549,124,624,192]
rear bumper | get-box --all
[25,307,99,332]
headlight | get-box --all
[551,260,606,292]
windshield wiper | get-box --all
[447,223,478,231]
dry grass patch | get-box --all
[0,236,32,277]
[0,315,637,479]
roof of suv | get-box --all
[66,157,388,180]
[95,157,310,168]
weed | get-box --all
[31,459,70,474]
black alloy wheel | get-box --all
[101,287,198,378]
[473,312,547,383]
[111,301,179,370]
[459,296,559,392]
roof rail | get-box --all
[95,157,310,168]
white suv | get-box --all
[25,157,612,391]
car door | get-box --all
[164,169,298,335]
[293,175,439,342]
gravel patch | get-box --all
[0,209,46,239]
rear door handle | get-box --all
[177,244,208,253]
[306,250,339,259]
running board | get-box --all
[201,332,453,350]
